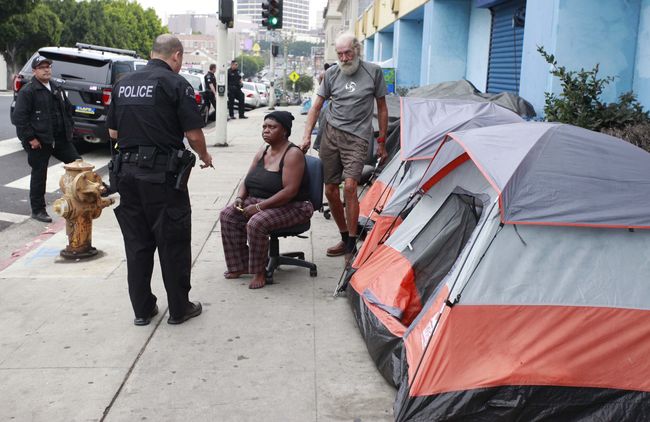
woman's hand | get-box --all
[242,202,264,219]
[234,197,244,210]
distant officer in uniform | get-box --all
[204,63,217,117]
[107,34,214,326]
[227,60,247,119]
[12,55,81,223]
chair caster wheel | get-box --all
[310,268,317,277]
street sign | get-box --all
[289,71,300,83]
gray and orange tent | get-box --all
[354,98,522,268]
[348,122,650,420]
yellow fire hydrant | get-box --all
[53,159,115,259]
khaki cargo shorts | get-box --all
[318,122,369,184]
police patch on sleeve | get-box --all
[115,80,157,105]
[185,86,194,98]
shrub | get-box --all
[538,46,650,140]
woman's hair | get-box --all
[265,111,295,137]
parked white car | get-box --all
[242,82,260,109]
[254,83,269,106]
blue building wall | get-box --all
[420,0,472,86]
[364,36,375,61]
[465,6,492,91]
[634,0,650,107]
[375,30,394,62]
[520,0,643,115]
[394,18,423,88]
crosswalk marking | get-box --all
[0,211,29,224]
[0,137,24,157]
[4,148,112,193]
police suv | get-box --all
[11,43,141,145]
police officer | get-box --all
[12,55,81,223]
[204,63,217,118]
[107,34,213,326]
[227,60,247,119]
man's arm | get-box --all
[185,128,213,169]
[12,87,37,144]
[375,96,389,164]
[299,95,324,153]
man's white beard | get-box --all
[339,56,360,76]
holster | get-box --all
[170,149,196,191]
[107,153,122,193]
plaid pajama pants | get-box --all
[220,197,314,274]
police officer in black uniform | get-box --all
[107,34,213,326]
[12,55,81,223]
[227,60,247,119]
[204,63,217,117]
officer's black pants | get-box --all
[113,166,193,319]
[228,88,246,117]
[23,132,80,212]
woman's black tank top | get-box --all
[244,143,310,201]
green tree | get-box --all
[235,54,264,79]
[0,0,38,22]
[284,74,313,93]
[287,41,322,57]
[45,0,166,58]
[0,3,63,75]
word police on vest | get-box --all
[117,81,157,105]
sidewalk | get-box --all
[0,106,395,421]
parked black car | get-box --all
[180,71,210,123]
[11,43,141,145]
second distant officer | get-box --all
[107,34,213,326]
[227,60,247,119]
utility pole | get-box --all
[280,37,288,106]
[215,2,231,146]
[268,39,276,110]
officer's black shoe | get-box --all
[134,304,159,326]
[239,115,248,119]
[167,301,202,325]
[31,210,52,223]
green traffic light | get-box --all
[270,16,278,26]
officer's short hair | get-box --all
[209,63,216,71]
[152,34,184,58]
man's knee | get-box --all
[324,183,340,199]
[343,179,358,198]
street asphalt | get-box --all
[0,105,395,421]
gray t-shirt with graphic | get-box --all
[317,61,387,141]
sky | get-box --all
[133,0,328,28]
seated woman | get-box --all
[220,111,313,289]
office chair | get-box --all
[265,155,324,284]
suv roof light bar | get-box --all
[74,43,139,58]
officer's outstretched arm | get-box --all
[186,128,213,169]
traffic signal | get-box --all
[261,0,283,30]
[219,0,234,28]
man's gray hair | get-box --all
[152,34,184,58]
[335,32,361,54]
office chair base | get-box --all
[265,253,318,283]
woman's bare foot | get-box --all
[224,270,246,279]
[248,273,266,289]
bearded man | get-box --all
[300,33,388,264]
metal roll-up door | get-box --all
[486,0,526,94]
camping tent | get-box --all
[349,122,650,420]
[355,98,522,269]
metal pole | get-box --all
[214,17,229,146]
[280,36,288,106]
[268,40,276,110]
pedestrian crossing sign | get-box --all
[289,71,300,83]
